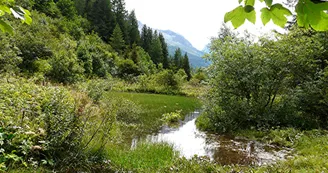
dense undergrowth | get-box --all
[198,26,328,133]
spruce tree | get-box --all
[183,53,191,80]
[112,0,129,44]
[141,25,148,52]
[128,10,140,46]
[110,24,126,55]
[174,48,182,69]
[88,0,116,42]
[150,31,163,65]
[140,25,153,53]
[74,0,87,15]
[159,32,169,69]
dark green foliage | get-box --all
[128,10,140,45]
[33,0,61,17]
[155,70,179,90]
[183,53,191,80]
[87,0,116,42]
[56,0,77,18]
[112,0,129,44]
[117,59,140,78]
[173,48,182,69]
[128,43,139,64]
[201,27,328,133]
[73,0,87,15]
[77,34,116,78]
[159,33,169,69]
[49,35,84,83]
[110,24,126,55]
[140,24,151,53]
[150,31,163,65]
[0,35,22,74]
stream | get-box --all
[131,111,291,166]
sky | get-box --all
[125,0,286,50]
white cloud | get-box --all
[125,0,286,50]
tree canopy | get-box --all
[225,0,328,31]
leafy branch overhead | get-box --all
[225,0,328,31]
[0,0,32,34]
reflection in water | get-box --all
[132,111,291,166]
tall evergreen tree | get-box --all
[183,53,191,80]
[112,0,129,44]
[56,0,77,18]
[140,25,152,53]
[159,32,169,69]
[74,0,87,15]
[174,48,182,69]
[128,10,140,46]
[140,25,148,50]
[150,31,163,65]
[110,24,126,55]
[88,0,116,42]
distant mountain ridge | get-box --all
[138,21,209,67]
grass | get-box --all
[104,91,202,134]
[106,142,178,172]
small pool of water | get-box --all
[132,111,291,166]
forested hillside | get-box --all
[0,0,194,84]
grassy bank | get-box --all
[104,91,202,134]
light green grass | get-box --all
[104,91,202,134]
[106,142,178,172]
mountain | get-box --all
[138,21,210,67]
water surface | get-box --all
[132,111,291,166]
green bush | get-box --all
[0,78,118,171]
[162,110,182,123]
[200,28,328,133]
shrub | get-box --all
[200,28,328,133]
[0,78,118,171]
[162,110,182,123]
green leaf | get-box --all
[296,0,328,31]
[245,0,255,6]
[261,7,271,25]
[265,0,273,6]
[0,5,11,14]
[245,8,256,24]
[244,5,255,12]
[0,19,14,34]
[238,0,243,4]
[270,4,292,28]
[224,6,247,28]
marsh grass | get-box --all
[104,91,202,134]
[106,142,178,172]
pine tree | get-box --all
[140,25,148,51]
[57,0,77,18]
[128,10,140,46]
[74,0,87,15]
[183,53,191,81]
[112,0,129,44]
[88,0,116,42]
[110,24,126,55]
[159,32,169,69]
[150,31,163,65]
[174,48,182,69]
[141,25,152,53]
